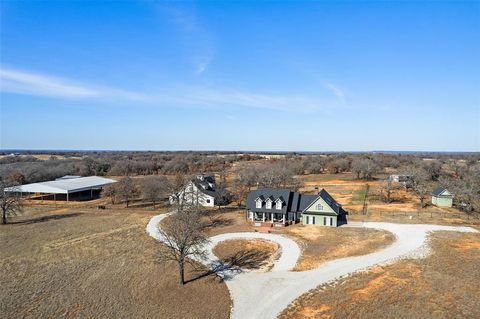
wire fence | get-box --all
[348,209,479,220]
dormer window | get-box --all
[316,204,323,211]
[255,198,262,208]
[275,199,283,210]
[265,199,272,209]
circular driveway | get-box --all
[147,213,478,319]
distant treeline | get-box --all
[1,151,478,183]
[0,152,263,184]
[1,151,479,214]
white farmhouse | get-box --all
[169,174,216,207]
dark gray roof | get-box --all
[298,194,318,211]
[432,187,451,197]
[318,189,341,214]
[192,178,216,197]
[246,188,295,214]
[246,187,344,215]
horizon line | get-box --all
[1,149,479,154]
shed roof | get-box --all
[4,176,117,194]
[432,187,452,197]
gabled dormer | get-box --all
[265,196,274,209]
[275,197,284,210]
[255,196,264,208]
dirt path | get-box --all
[147,214,478,319]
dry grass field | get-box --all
[297,173,479,227]
[0,205,231,319]
[276,225,395,271]
[2,166,477,319]
[213,239,280,271]
[203,209,255,236]
[279,231,480,319]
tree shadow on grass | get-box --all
[204,214,236,229]
[186,249,273,284]
[10,212,83,225]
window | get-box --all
[256,199,262,208]
[206,199,210,203]
[305,216,315,225]
[276,200,282,210]
[324,217,332,226]
[316,204,323,211]
[266,199,272,209]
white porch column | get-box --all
[263,212,265,222]
[283,214,286,224]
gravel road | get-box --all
[147,214,478,319]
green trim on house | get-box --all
[302,213,337,227]
[303,196,336,214]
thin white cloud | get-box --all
[0,67,342,113]
[164,87,339,113]
[157,4,215,75]
[0,67,98,98]
[196,62,208,74]
[0,67,149,102]
[194,56,210,74]
[323,82,347,103]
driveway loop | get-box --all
[147,213,478,319]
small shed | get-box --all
[431,187,453,207]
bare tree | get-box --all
[423,160,442,181]
[379,179,399,203]
[143,175,168,208]
[442,164,480,214]
[231,167,257,206]
[232,178,250,206]
[167,174,191,212]
[214,187,231,208]
[7,171,25,185]
[1,179,23,225]
[305,156,328,174]
[102,184,118,204]
[352,158,378,180]
[116,177,139,207]
[406,167,430,208]
[158,206,209,285]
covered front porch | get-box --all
[247,211,288,227]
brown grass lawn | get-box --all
[204,209,255,236]
[202,209,395,271]
[0,205,231,319]
[213,239,280,271]
[276,225,395,271]
[279,231,480,319]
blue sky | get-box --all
[1,1,479,151]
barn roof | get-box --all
[4,176,117,194]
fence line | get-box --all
[348,209,478,220]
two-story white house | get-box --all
[169,174,216,207]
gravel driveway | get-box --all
[147,214,478,319]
